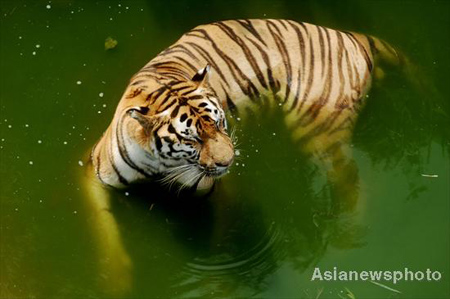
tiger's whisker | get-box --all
[177,168,203,194]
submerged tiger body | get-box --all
[90,19,398,190]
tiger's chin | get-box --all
[195,166,229,191]
[195,176,215,192]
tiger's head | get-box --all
[121,65,234,191]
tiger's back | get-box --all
[139,19,377,153]
[157,19,372,108]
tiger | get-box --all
[88,18,400,192]
[82,19,402,294]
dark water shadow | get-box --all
[353,65,449,202]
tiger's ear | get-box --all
[127,107,154,131]
[191,64,210,88]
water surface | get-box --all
[1,0,449,298]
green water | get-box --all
[1,0,449,298]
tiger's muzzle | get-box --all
[198,132,234,178]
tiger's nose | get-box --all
[200,158,233,170]
[199,134,234,171]
[214,160,233,168]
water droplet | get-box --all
[35,44,40,48]
[99,92,104,97]
[76,81,82,85]
[125,192,129,196]
[78,160,84,166]
[37,140,42,144]
[46,4,51,9]
[29,161,34,165]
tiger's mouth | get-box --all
[198,164,229,178]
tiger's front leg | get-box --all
[320,141,360,215]
[80,163,133,295]
[289,109,362,216]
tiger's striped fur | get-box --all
[89,19,399,191]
